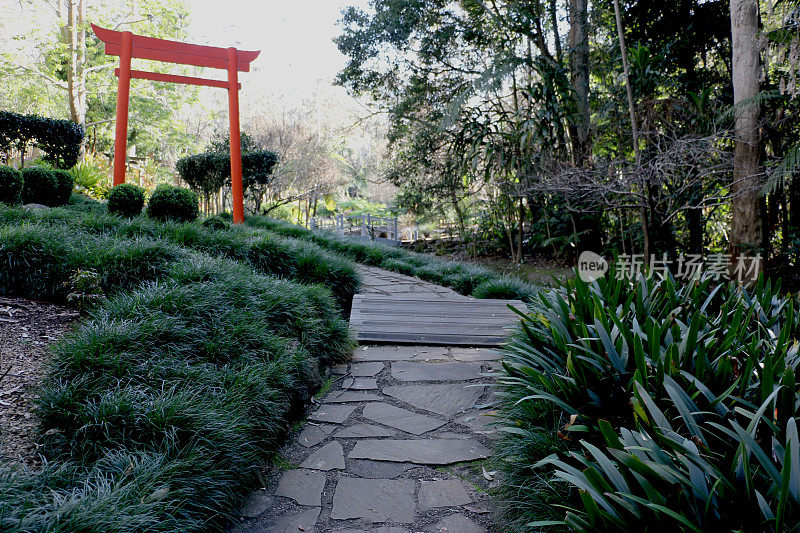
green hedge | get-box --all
[496,273,800,531]
[0,111,84,168]
[147,184,199,223]
[107,183,145,217]
[246,216,538,300]
[0,165,22,205]
[0,206,361,311]
[0,227,352,529]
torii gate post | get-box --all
[93,24,260,224]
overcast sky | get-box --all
[187,0,371,111]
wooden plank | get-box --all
[349,293,523,346]
[116,69,237,89]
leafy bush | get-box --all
[176,150,278,200]
[52,169,75,205]
[147,184,199,222]
[202,214,231,230]
[0,231,352,529]
[472,275,536,301]
[107,183,145,217]
[0,165,22,205]
[0,111,84,168]
[69,159,108,197]
[497,273,800,531]
[21,167,57,205]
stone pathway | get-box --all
[231,267,506,533]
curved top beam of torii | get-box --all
[92,24,260,224]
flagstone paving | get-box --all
[231,267,512,533]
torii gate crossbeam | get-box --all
[92,24,260,224]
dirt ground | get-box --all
[0,297,78,468]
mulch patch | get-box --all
[0,297,79,468]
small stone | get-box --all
[239,490,274,518]
[362,402,445,435]
[275,469,326,506]
[307,404,356,424]
[324,391,383,403]
[265,507,321,533]
[427,513,485,533]
[300,441,345,471]
[417,479,472,511]
[331,477,416,523]
[348,439,491,465]
[334,423,395,438]
[350,362,385,376]
[391,361,481,382]
[332,364,349,375]
[450,348,499,362]
[338,527,411,533]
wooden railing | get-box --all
[309,214,400,242]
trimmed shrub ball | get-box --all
[0,165,23,205]
[147,184,199,222]
[107,183,146,218]
[201,214,231,230]
[51,169,75,206]
[21,167,58,206]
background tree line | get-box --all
[336,0,800,280]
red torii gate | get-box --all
[92,24,260,224]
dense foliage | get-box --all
[0,165,22,205]
[176,149,278,205]
[147,184,199,223]
[0,111,84,168]
[497,273,800,531]
[51,169,75,206]
[107,183,146,218]
[0,203,354,530]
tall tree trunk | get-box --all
[549,0,563,65]
[613,0,650,259]
[568,0,590,165]
[729,0,763,267]
[66,0,87,160]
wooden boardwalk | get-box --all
[349,293,527,346]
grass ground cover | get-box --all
[0,208,354,530]
[496,273,800,531]
[0,202,359,311]
[245,216,540,301]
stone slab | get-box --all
[337,527,410,533]
[455,412,498,433]
[391,361,481,382]
[331,477,416,523]
[426,513,485,533]
[275,469,327,506]
[354,346,418,361]
[350,362,385,376]
[324,391,383,403]
[342,377,379,390]
[298,425,332,448]
[307,404,357,424]
[348,439,491,465]
[300,441,345,471]
[332,364,349,375]
[362,402,445,435]
[417,479,472,511]
[266,507,321,533]
[382,384,485,417]
[334,423,395,438]
[346,459,414,479]
[450,348,499,362]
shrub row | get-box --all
[0,111,85,169]
[245,216,537,301]
[496,273,800,531]
[0,206,360,311]
[0,227,352,529]
[0,165,73,206]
